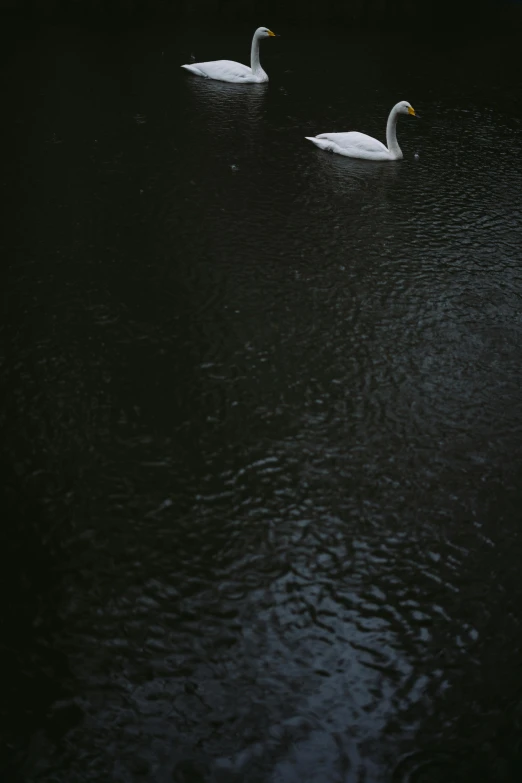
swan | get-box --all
[305,101,418,161]
[181,27,278,84]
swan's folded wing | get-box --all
[181,59,254,82]
[316,132,389,156]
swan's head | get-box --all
[256,27,278,38]
[397,101,416,116]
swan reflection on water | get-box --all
[182,75,269,136]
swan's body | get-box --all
[181,27,277,84]
[306,101,417,161]
[181,60,262,83]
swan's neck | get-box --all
[386,106,402,159]
[250,31,262,74]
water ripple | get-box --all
[4,25,522,783]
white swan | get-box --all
[181,27,278,84]
[305,101,418,161]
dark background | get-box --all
[0,0,521,28]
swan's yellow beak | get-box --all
[408,106,416,116]
[267,29,277,36]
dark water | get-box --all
[2,20,522,783]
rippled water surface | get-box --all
[2,20,522,783]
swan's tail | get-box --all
[305,136,332,151]
[181,64,207,77]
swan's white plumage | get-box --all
[306,101,417,162]
[181,27,277,84]
[181,60,257,82]
[305,132,391,160]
